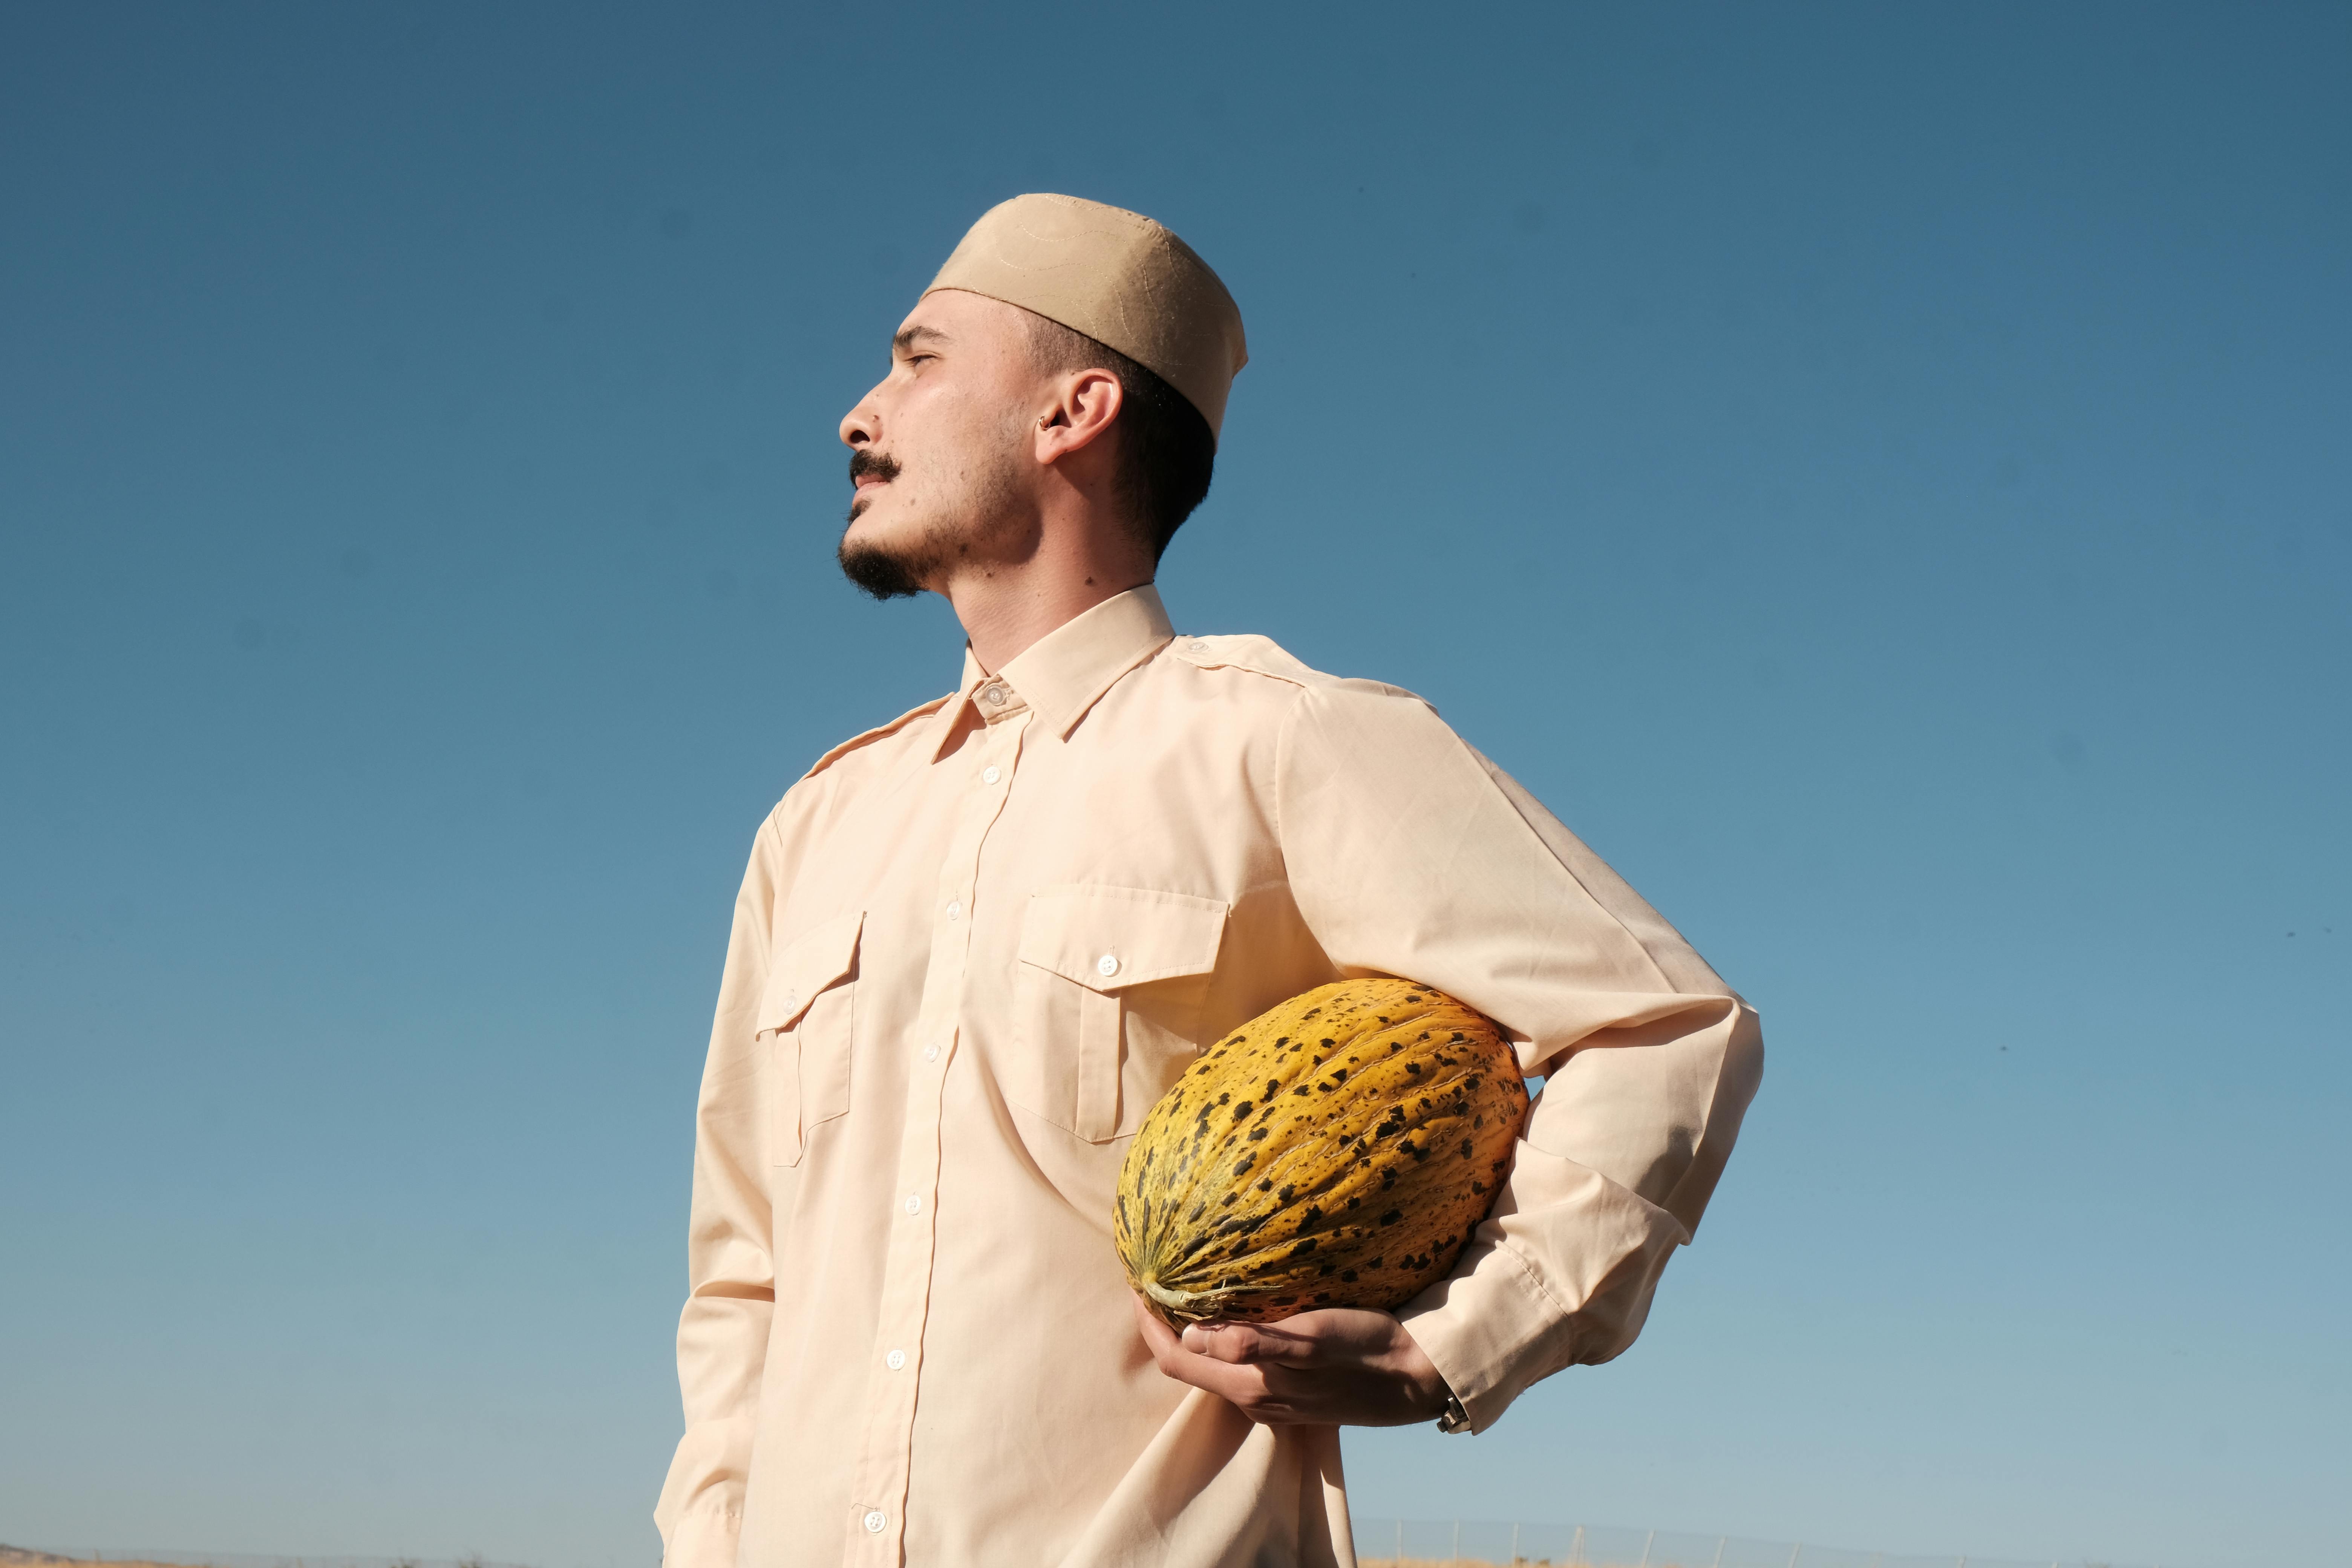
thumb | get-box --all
[1180,1320,1276,1364]
[1184,1318,1322,1367]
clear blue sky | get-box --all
[3,4,2345,1565]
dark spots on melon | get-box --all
[1292,1085,1311,1096]
[1379,1208,1403,1226]
[1232,1101,1254,1121]
[1220,1193,1239,1207]
[1460,1137,1475,1159]
[1231,1153,1256,1177]
[1340,1268,1360,1282]
[1405,1062,1424,1077]
[1247,1126,1268,1142]
[1258,1177,1274,1193]
[1345,1196,1361,1210]
[1217,1091,1231,1105]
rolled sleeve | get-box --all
[1276,680,1764,1429]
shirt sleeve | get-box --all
[652,811,787,1565]
[1275,680,1764,1433]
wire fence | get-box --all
[11,1527,2171,1568]
[12,1554,535,1568]
[1350,1520,2165,1568]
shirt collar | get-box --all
[933,584,1175,753]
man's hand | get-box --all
[1132,1292,1453,1427]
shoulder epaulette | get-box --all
[1168,632,1334,688]
[1170,633,1426,706]
[795,693,954,786]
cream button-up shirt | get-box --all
[655,586,1762,1568]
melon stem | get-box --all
[1139,1276,1208,1318]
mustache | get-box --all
[849,450,900,485]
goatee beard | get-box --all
[835,432,1031,602]
[839,449,925,600]
[838,535,929,600]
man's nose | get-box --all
[840,388,883,449]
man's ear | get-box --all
[1036,370,1124,463]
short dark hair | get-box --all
[1025,314,1216,561]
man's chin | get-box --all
[837,538,929,601]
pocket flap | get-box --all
[756,910,864,1034]
[1019,885,1228,991]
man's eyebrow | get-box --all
[892,324,952,354]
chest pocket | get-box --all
[1010,885,1228,1142]
[756,910,862,1167]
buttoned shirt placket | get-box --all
[844,673,1031,1563]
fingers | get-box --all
[1131,1293,1182,1357]
[1132,1295,1299,1415]
[1130,1295,1435,1427]
[1183,1306,1405,1369]
[1181,1320,1294,1366]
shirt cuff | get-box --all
[1396,1239,1577,1436]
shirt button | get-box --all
[1096,953,1120,978]
[983,684,1006,706]
[885,1348,906,1370]
[945,900,962,922]
[904,1194,922,1215]
[982,766,1000,785]
[1190,640,1209,652]
[863,1509,888,1534]
[923,1043,939,1062]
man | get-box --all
[655,194,1762,1567]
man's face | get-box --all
[836,289,1046,599]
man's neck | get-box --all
[939,519,1155,674]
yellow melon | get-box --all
[1117,977,1527,1325]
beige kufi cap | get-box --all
[924,193,1248,441]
